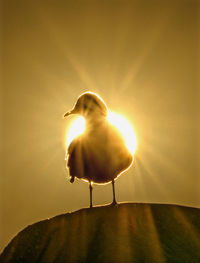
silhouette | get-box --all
[64,92,133,207]
[2,204,200,263]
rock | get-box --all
[1,203,200,263]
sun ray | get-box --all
[173,207,200,249]
[37,11,97,92]
[136,156,169,201]
[144,206,165,263]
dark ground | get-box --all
[1,203,200,263]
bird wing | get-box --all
[80,122,133,182]
[67,136,85,180]
[66,122,133,183]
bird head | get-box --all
[64,92,108,120]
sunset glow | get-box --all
[66,116,85,147]
[107,111,137,156]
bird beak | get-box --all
[64,108,77,117]
[64,111,71,117]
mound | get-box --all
[1,203,200,263]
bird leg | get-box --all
[70,176,74,183]
[111,179,117,205]
[89,181,93,208]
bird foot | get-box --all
[110,200,118,206]
[70,177,74,183]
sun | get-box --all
[66,112,137,155]
[107,111,137,155]
[66,116,85,147]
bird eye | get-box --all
[83,104,87,110]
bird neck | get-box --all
[85,115,107,128]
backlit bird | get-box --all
[64,92,133,207]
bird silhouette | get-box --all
[64,92,133,207]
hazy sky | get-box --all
[1,0,199,251]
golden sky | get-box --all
[1,0,199,251]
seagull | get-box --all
[64,92,133,207]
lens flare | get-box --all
[66,112,137,156]
[66,116,85,147]
[107,111,137,155]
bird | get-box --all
[64,92,133,207]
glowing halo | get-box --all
[66,111,137,156]
[107,111,137,155]
[66,116,85,147]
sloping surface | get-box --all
[1,203,200,263]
